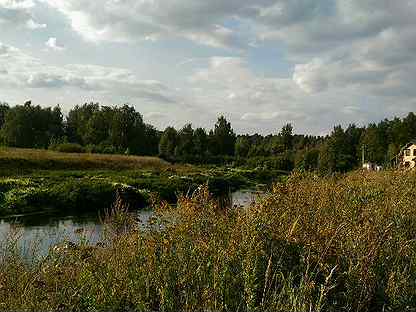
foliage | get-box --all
[0,100,415,173]
[0,101,63,148]
[174,124,194,160]
[209,115,237,156]
[280,123,294,150]
[50,143,86,154]
[159,127,178,161]
[235,136,250,158]
[65,103,158,156]
[1,171,416,311]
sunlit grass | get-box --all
[0,170,415,311]
[0,147,169,171]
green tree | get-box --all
[319,126,355,173]
[66,103,100,144]
[1,101,63,148]
[84,107,112,145]
[295,148,320,171]
[360,125,386,164]
[387,117,408,148]
[193,128,208,158]
[0,102,9,130]
[404,112,416,140]
[235,136,250,158]
[280,123,294,151]
[343,124,363,167]
[110,105,144,152]
[210,116,236,156]
[159,127,178,160]
[139,124,160,156]
[175,124,195,160]
[387,143,400,167]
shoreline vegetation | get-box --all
[0,148,287,217]
[1,170,415,311]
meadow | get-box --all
[0,147,169,172]
[0,148,285,216]
[0,170,415,311]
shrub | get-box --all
[51,143,86,154]
[85,144,120,155]
[240,155,294,171]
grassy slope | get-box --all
[1,170,415,311]
[0,148,169,172]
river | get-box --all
[0,189,261,258]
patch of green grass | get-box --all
[0,167,283,216]
[0,147,286,216]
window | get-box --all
[413,149,416,156]
[405,161,411,168]
[405,149,411,156]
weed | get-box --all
[0,170,415,311]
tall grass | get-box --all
[0,147,168,171]
[0,170,416,311]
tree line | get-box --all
[0,101,415,173]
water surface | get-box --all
[0,190,262,257]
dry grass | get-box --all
[1,170,416,311]
[0,147,169,171]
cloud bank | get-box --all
[1,0,416,134]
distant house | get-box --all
[396,140,416,169]
[363,162,375,171]
[363,162,383,171]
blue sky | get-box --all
[0,0,415,135]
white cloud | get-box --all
[0,0,35,10]
[0,42,176,104]
[39,0,260,48]
[0,0,45,29]
[144,111,165,120]
[26,18,46,29]
[293,59,329,93]
[45,37,64,51]
[37,0,416,99]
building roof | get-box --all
[391,140,416,163]
[403,140,416,149]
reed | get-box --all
[0,170,415,311]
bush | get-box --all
[51,143,86,154]
[85,144,120,155]
[238,155,294,171]
[0,177,150,215]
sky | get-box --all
[0,0,415,135]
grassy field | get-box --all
[0,148,169,172]
[1,170,415,311]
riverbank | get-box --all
[0,148,287,216]
[1,170,415,311]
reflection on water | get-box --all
[232,189,263,208]
[0,190,262,257]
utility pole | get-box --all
[362,145,365,166]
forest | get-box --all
[0,101,415,173]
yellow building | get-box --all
[401,141,416,169]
